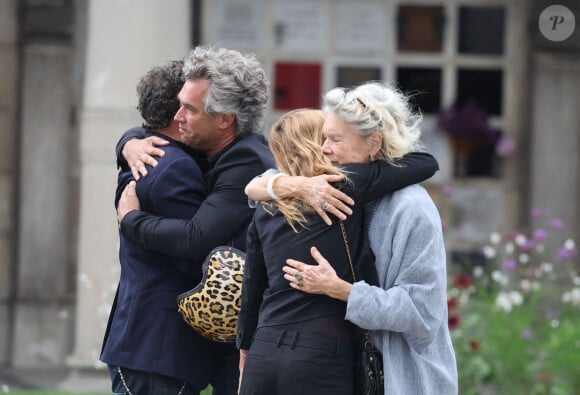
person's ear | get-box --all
[217,113,236,130]
[368,133,383,157]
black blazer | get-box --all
[118,131,275,264]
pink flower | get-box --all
[556,245,577,261]
[442,185,454,197]
[533,228,547,241]
[502,260,517,271]
[495,136,517,157]
[550,219,564,230]
[531,208,545,219]
[521,329,532,339]
[522,240,536,251]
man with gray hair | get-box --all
[114,46,275,394]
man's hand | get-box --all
[117,181,140,224]
[123,136,168,180]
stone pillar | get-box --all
[529,53,580,247]
[12,42,75,367]
[0,0,18,367]
[66,0,192,370]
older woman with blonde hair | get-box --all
[237,105,439,395]
[246,81,458,395]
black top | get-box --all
[117,127,276,266]
[236,154,439,350]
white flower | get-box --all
[492,270,509,286]
[541,262,553,272]
[515,234,527,247]
[473,266,484,278]
[519,253,530,264]
[490,232,502,244]
[574,276,580,286]
[496,292,513,312]
[562,288,580,305]
[510,291,524,305]
[482,246,496,259]
[551,319,560,328]
[564,239,576,250]
[505,242,515,254]
[562,292,571,303]
[572,288,580,305]
[521,279,531,291]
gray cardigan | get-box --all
[346,185,458,395]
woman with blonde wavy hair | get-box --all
[237,105,439,395]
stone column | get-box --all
[13,42,76,367]
[66,0,192,370]
[0,0,17,367]
[529,53,580,248]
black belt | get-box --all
[253,327,353,357]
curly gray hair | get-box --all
[183,46,269,137]
[322,81,423,162]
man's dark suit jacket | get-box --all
[118,130,275,263]
[101,131,214,386]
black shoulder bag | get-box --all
[340,221,385,395]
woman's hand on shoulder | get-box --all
[283,247,352,301]
[300,175,354,225]
[123,136,168,180]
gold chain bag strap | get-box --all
[339,221,385,395]
[176,246,245,343]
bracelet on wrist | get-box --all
[266,172,287,200]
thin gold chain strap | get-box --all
[339,221,356,282]
[340,221,377,348]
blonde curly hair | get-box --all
[266,109,346,232]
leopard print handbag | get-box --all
[176,246,245,343]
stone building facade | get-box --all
[0,0,578,375]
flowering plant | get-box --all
[437,100,516,159]
[446,206,579,395]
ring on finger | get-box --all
[294,271,303,282]
[296,280,302,287]
[322,202,331,211]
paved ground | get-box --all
[0,367,110,393]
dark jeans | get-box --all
[239,327,355,395]
[108,350,238,395]
[108,364,239,395]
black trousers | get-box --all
[240,327,355,395]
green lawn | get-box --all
[2,393,107,395]
[4,388,212,395]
